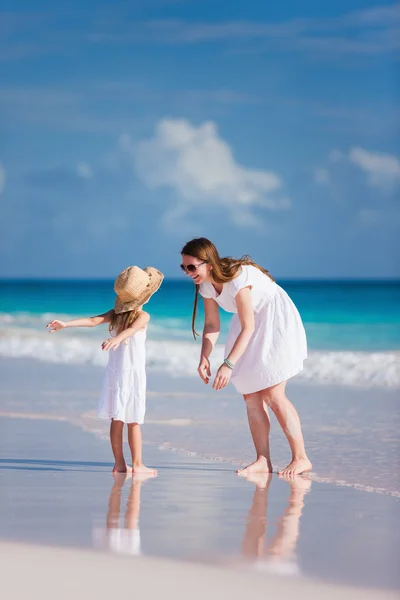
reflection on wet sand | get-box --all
[94,469,310,573]
[93,472,156,556]
[241,474,312,576]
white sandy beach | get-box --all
[2,540,398,600]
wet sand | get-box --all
[0,414,398,593]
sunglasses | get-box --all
[180,260,208,274]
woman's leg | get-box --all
[237,391,273,475]
[261,382,312,475]
[127,423,157,475]
[110,419,129,473]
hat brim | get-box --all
[114,271,163,314]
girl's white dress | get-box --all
[98,328,147,424]
[199,265,307,394]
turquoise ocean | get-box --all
[1,279,399,388]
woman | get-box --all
[180,237,311,476]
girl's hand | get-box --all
[46,320,66,333]
[212,364,232,391]
[198,356,211,384]
[102,338,121,351]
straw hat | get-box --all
[113,266,164,314]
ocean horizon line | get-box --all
[1,277,399,285]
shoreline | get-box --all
[1,410,399,499]
[1,356,399,496]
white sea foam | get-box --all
[0,327,399,389]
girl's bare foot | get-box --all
[112,461,129,473]
[278,458,312,477]
[236,456,273,476]
[132,463,157,475]
[112,463,133,474]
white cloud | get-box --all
[76,162,93,179]
[349,147,400,188]
[314,167,330,185]
[133,119,286,229]
[0,163,5,195]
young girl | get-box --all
[46,265,164,474]
[180,237,311,477]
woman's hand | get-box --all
[212,364,232,391]
[197,356,211,384]
[101,337,121,351]
[46,320,67,333]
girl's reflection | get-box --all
[94,472,156,556]
[241,473,311,576]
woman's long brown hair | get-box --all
[109,309,140,336]
[181,237,274,339]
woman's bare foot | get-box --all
[132,463,157,475]
[237,456,273,477]
[278,458,312,477]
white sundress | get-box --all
[98,328,147,424]
[199,265,307,395]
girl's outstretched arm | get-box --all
[46,310,113,332]
[101,311,150,352]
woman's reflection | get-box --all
[241,473,311,576]
[94,471,156,556]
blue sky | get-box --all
[0,0,399,278]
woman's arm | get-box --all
[198,298,220,384]
[201,298,220,358]
[101,311,150,351]
[213,287,255,390]
[47,310,113,332]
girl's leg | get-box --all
[110,419,129,473]
[127,423,157,475]
[261,382,312,476]
[237,391,273,475]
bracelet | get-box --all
[224,358,235,370]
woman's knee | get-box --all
[260,387,285,409]
[243,391,262,407]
